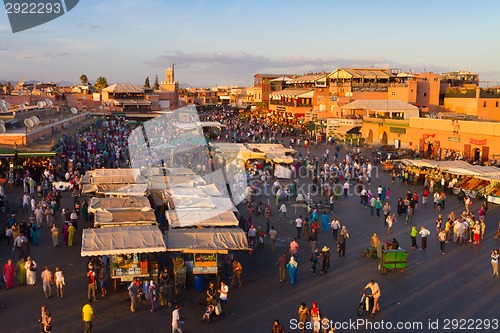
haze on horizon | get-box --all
[1,0,499,88]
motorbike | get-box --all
[357,293,374,316]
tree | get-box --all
[144,76,150,88]
[153,75,159,90]
[79,74,88,85]
[95,76,108,90]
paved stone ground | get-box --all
[1,142,499,333]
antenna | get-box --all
[0,124,5,134]
[70,107,78,114]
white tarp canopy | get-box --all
[267,153,294,164]
[90,168,146,184]
[148,175,206,190]
[140,167,195,177]
[274,164,292,179]
[165,228,248,253]
[165,210,239,228]
[53,181,72,191]
[82,183,149,197]
[88,197,151,213]
[164,184,223,198]
[81,225,166,256]
[168,196,237,211]
[94,210,157,227]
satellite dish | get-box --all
[0,106,7,113]
[4,102,10,109]
[20,104,25,110]
[24,118,34,128]
[31,116,40,126]
[0,120,4,126]
[71,107,78,114]
[24,101,30,105]
[0,100,4,105]
[82,95,86,100]
[99,105,103,110]
[105,101,110,106]
[0,124,5,134]
[37,101,44,108]
[45,98,53,106]
[18,91,22,96]
[42,101,47,106]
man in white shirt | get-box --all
[362,280,381,315]
[172,305,182,333]
[278,203,287,221]
[268,226,278,253]
[419,226,431,250]
[23,193,31,214]
[295,216,303,239]
[330,217,341,240]
[218,281,229,315]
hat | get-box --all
[322,246,330,252]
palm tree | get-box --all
[79,74,88,85]
[95,76,108,90]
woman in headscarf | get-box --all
[62,222,69,245]
[50,224,59,247]
[310,302,321,333]
[67,222,76,246]
[25,256,37,286]
[286,256,298,285]
[321,211,329,232]
[30,223,40,246]
[2,259,15,289]
[16,257,26,286]
[149,280,159,312]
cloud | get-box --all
[146,51,453,86]
[76,23,104,29]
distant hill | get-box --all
[0,79,74,86]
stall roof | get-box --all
[165,184,223,198]
[400,159,500,178]
[81,225,166,256]
[82,183,149,197]
[140,167,196,177]
[166,228,248,253]
[88,197,151,213]
[165,209,239,228]
[94,210,157,227]
[90,168,147,184]
[168,196,237,211]
[148,175,206,190]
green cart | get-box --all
[378,250,407,274]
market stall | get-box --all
[93,209,157,227]
[81,183,149,197]
[81,225,166,289]
[88,197,151,213]
[165,209,239,228]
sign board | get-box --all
[390,127,406,134]
[448,137,460,142]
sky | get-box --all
[1,0,499,88]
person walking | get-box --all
[310,247,321,275]
[278,202,288,221]
[67,223,76,246]
[337,226,349,257]
[361,280,381,316]
[419,226,431,250]
[320,246,330,274]
[308,229,318,252]
[289,237,299,259]
[218,281,229,315]
[82,301,98,333]
[25,256,37,286]
[278,252,287,283]
[383,202,391,226]
[295,216,303,239]
[50,224,59,247]
[297,303,310,333]
[16,257,26,286]
[286,256,298,285]
[272,319,286,333]
[330,217,340,240]
[375,197,382,218]
[230,259,243,288]
[172,305,182,333]
[268,226,278,253]
[386,214,395,234]
[3,259,15,289]
[410,225,418,249]
[127,278,139,312]
[491,249,499,277]
[40,266,53,298]
[149,280,159,312]
[54,266,64,298]
[438,229,447,255]
[87,267,97,302]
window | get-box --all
[410,89,414,93]
[423,93,427,97]
[483,101,487,108]
[496,101,499,107]
[391,92,396,96]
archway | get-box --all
[381,131,388,145]
[473,148,481,162]
[367,130,373,143]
